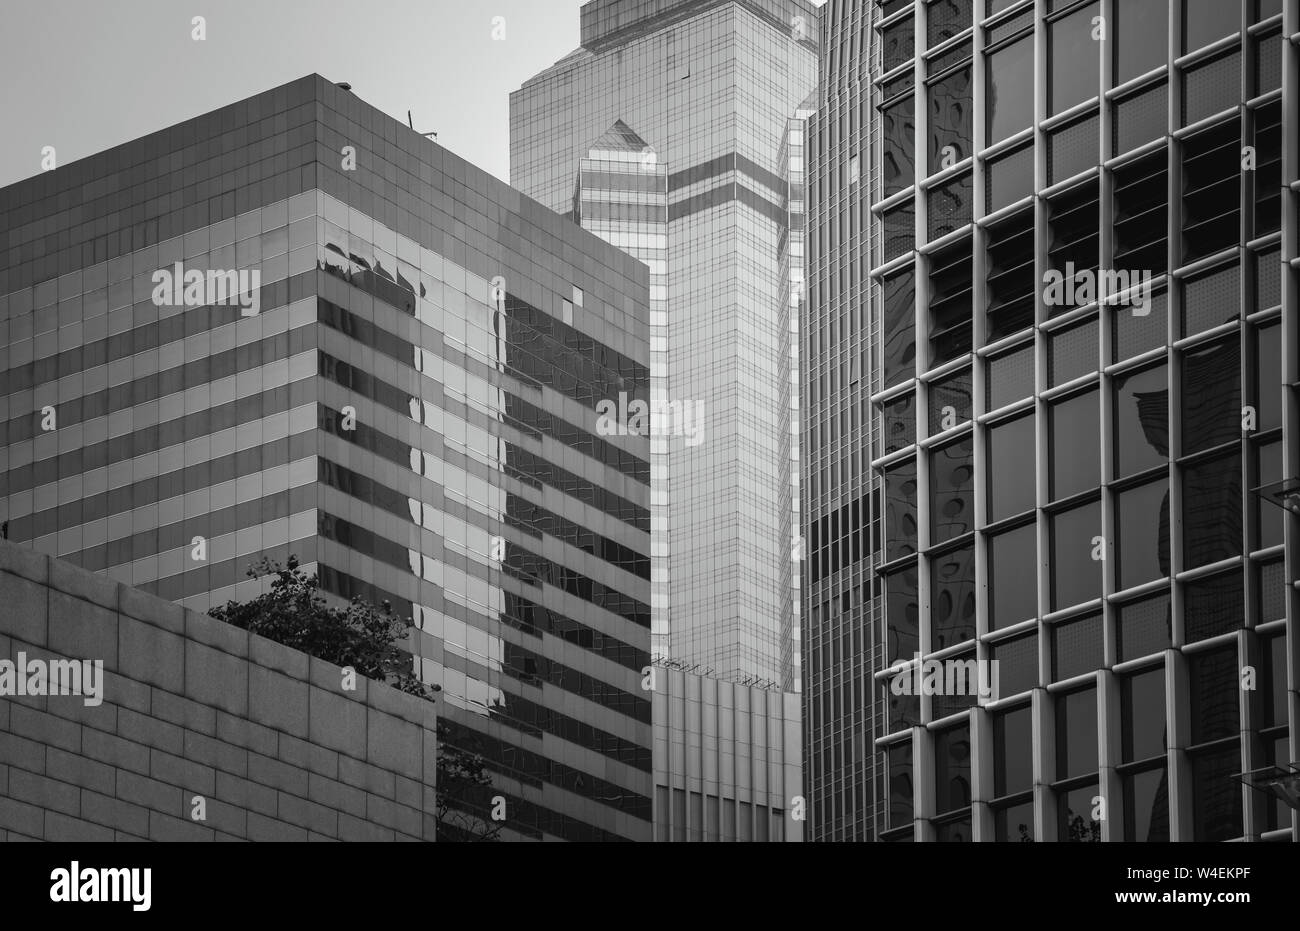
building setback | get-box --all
[807,0,1300,842]
[0,75,653,841]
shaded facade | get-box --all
[0,75,653,841]
[807,0,1299,841]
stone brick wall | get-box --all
[0,539,437,841]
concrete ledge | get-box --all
[0,537,438,843]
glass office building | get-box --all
[512,0,821,691]
[806,0,1299,841]
[0,75,653,842]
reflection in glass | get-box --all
[931,544,976,649]
[987,36,1034,143]
[931,436,974,543]
[1182,451,1242,570]
[1116,479,1170,589]
[1123,768,1171,841]
[1122,668,1167,762]
[1114,365,1168,478]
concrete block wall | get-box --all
[0,538,437,841]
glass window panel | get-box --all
[991,522,1037,628]
[990,632,1038,696]
[1182,451,1242,570]
[1051,501,1102,610]
[1056,687,1099,779]
[931,435,975,543]
[934,725,972,814]
[1183,0,1240,52]
[886,563,921,665]
[986,36,1034,143]
[1122,667,1168,762]
[1190,646,1240,744]
[931,543,976,649]
[1060,782,1103,841]
[1051,613,1103,680]
[995,799,1036,841]
[1050,3,1101,115]
[1116,0,1170,83]
[987,343,1034,410]
[1123,767,1171,841]
[929,67,973,167]
[1118,593,1173,661]
[888,741,914,829]
[1051,390,1100,500]
[1116,478,1170,589]
[987,414,1035,522]
[884,457,919,562]
[1191,744,1243,841]
[1113,364,1168,478]
[994,705,1034,797]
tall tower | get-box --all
[512,0,821,690]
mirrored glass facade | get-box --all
[0,75,653,842]
[808,0,1299,842]
[511,0,821,692]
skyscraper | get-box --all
[511,0,821,691]
[807,0,1299,842]
[0,74,653,842]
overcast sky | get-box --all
[0,0,587,189]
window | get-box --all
[883,270,917,388]
[1112,148,1168,274]
[1049,3,1100,115]
[985,206,1036,339]
[1056,688,1099,779]
[995,706,1034,797]
[931,435,974,543]
[888,740,914,830]
[988,414,1035,522]
[929,235,973,365]
[990,631,1038,696]
[1183,0,1239,52]
[929,368,972,432]
[881,94,916,197]
[1050,390,1100,500]
[1051,501,1102,610]
[931,543,976,648]
[1113,364,1168,478]
[1116,478,1170,589]
[934,724,972,829]
[1189,646,1242,840]
[1181,450,1242,570]
[991,522,1038,629]
[1181,120,1240,263]
[884,457,919,562]
[885,562,920,664]
[1055,686,1101,842]
[1118,593,1172,661]
[1115,0,1169,84]
[987,342,1034,410]
[986,35,1034,143]
[928,66,972,167]
[1051,613,1103,681]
